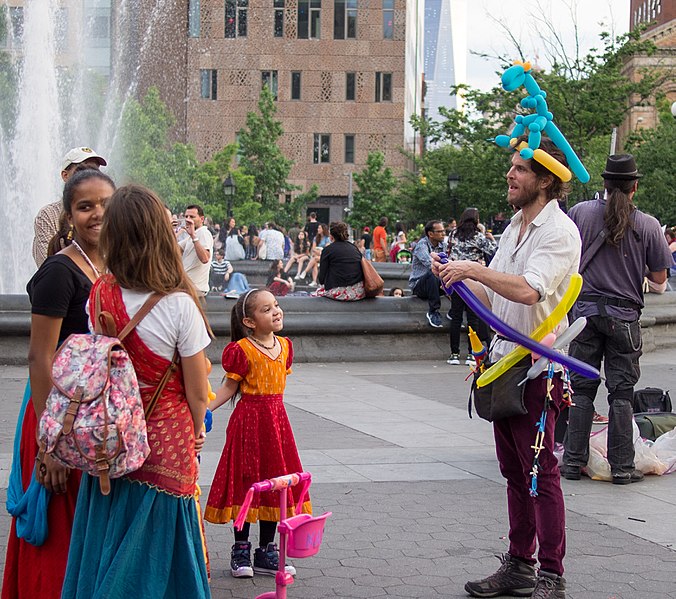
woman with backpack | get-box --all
[61,185,212,598]
[3,169,115,599]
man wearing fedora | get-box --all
[562,154,673,485]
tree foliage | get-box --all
[626,100,676,225]
[120,87,199,210]
[348,152,399,229]
[407,27,667,224]
[237,85,296,213]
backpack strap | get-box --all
[578,228,608,274]
[117,293,164,341]
[143,349,180,419]
[94,284,180,419]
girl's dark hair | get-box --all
[604,178,637,246]
[247,225,258,240]
[268,259,283,274]
[315,223,329,245]
[394,221,406,235]
[329,221,349,241]
[294,231,310,254]
[47,210,73,257]
[62,169,115,215]
[455,207,480,241]
[230,289,266,341]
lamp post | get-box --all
[222,174,236,218]
[447,173,460,221]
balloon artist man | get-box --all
[433,133,581,599]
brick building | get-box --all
[619,0,675,149]
[178,0,424,221]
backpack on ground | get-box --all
[38,292,177,495]
[633,387,672,414]
[634,413,676,441]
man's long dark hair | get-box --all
[604,179,636,246]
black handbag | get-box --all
[471,357,531,422]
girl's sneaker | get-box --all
[253,543,297,576]
[230,541,254,578]
[447,354,460,365]
[465,355,475,366]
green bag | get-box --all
[634,412,676,442]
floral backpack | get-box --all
[38,292,178,495]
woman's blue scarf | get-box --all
[6,381,51,546]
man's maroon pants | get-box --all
[493,374,566,576]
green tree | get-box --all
[120,87,198,210]
[348,152,398,229]
[237,86,295,215]
[193,144,255,224]
[409,27,666,220]
[626,101,676,225]
[276,185,319,230]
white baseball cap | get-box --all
[61,147,107,171]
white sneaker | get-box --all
[465,355,475,366]
[447,354,460,365]
[308,281,318,287]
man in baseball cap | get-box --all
[60,147,107,173]
[32,147,108,267]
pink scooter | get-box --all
[233,471,331,599]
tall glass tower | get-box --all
[424,0,466,134]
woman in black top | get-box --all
[4,169,114,598]
[315,221,365,301]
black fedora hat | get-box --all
[601,154,642,180]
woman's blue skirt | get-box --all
[62,475,210,599]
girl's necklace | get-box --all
[71,240,101,279]
[250,335,277,351]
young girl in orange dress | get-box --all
[205,289,311,579]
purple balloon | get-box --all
[437,253,599,380]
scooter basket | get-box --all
[279,512,331,558]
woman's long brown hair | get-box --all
[99,184,211,332]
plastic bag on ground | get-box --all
[584,420,670,480]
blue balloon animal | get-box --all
[494,61,590,184]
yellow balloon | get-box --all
[476,273,583,388]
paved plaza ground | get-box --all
[0,349,675,597]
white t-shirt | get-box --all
[180,225,214,293]
[88,289,211,362]
[259,228,285,260]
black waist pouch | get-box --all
[471,357,531,422]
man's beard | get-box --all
[508,186,540,209]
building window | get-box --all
[225,0,248,38]
[291,71,302,100]
[334,0,357,39]
[189,0,200,37]
[262,70,279,100]
[346,72,356,101]
[383,0,394,39]
[274,0,284,37]
[298,0,321,39]
[313,133,330,163]
[200,69,218,100]
[375,72,392,102]
[344,134,355,163]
